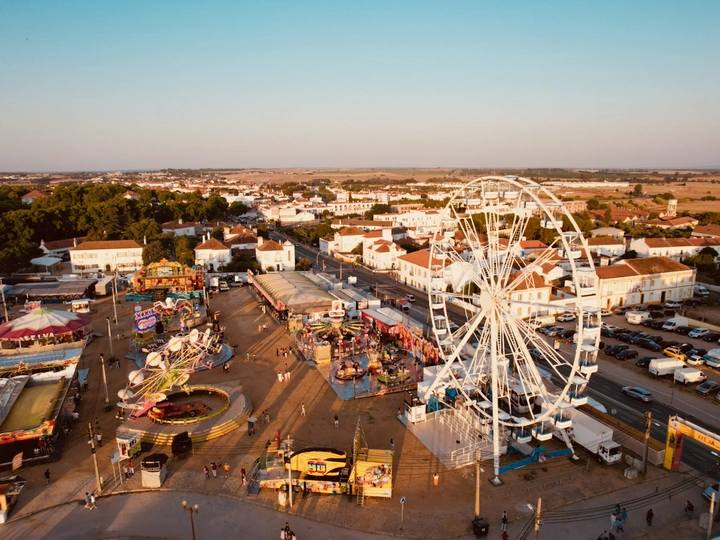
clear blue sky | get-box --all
[1,1,718,172]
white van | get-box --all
[530,315,556,330]
[626,311,651,325]
[694,284,709,297]
[674,367,707,385]
[662,317,689,332]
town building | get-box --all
[255,237,295,272]
[691,224,720,238]
[70,240,143,274]
[21,190,49,204]
[594,256,694,309]
[396,250,460,292]
[161,219,199,237]
[194,238,232,271]
[39,237,87,259]
[223,224,258,251]
[584,237,626,258]
[629,237,720,262]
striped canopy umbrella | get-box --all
[0,308,93,340]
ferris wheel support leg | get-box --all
[489,311,501,479]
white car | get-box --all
[557,313,576,322]
[688,328,709,338]
[600,309,613,317]
[665,301,682,309]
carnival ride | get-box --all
[421,176,601,480]
[118,328,228,418]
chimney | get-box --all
[258,236,264,246]
[72,238,77,247]
[179,218,183,225]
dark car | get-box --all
[605,344,630,357]
[658,339,679,349]
[703,332,720,343]
[644,320,666,330]
[545,326,565,337]
[628,332,649,344]
[636,356,657,368]
[664,309,677,317]
[637,338,663,352]
[675,326,693,336]
[601,327,616,338]
[560,329,575,342]
[646,335,663,343]
[684,298,704,307]
[616,332,636,343]
[529,349,545,362]
[677,342,694,354]
[616,349,639,361]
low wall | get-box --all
[698,281,720,293]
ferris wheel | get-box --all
[423,176,601,479]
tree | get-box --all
[143,241,170,265]
[620,250,638,259]
[603,208,613,223]
[364,204,392,220]
[633,184,643,196]
[123,219,162,243]
[229,201,250,217]
[174,236,196,266]
[699,246,718,258]
[296,257,312,271]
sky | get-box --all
[1,1,719,172]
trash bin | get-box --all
[472,518,489,538]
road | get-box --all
[276,233,720,474]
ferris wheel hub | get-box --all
[478,290,493,312]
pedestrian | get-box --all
[258,325,262,334]
[89,492,97,509]
[277,370,283,383]
[123,465,129,480]
[610,513,616,530]
[620,508,627,523]
[247,352,251,361]
[276,348,279,357]
[685,500,694,519]
[284,522,290,536]
[252,353,256,362]
[280,528,286,540]
[128,460,135,476]
[264,410,270,423]
[223,463,230,478]
[646,508,653,526]
[334,414,339,428]
[84,492,91,509]
[614,504,621,516]
[211,462,217,478]
[616,518,624,532]
[390,438,395,450]
[397,407,401,417]
[301,403,306,416]
[96,431,102,446]
[241,468,247,485]
[501,510,508,531]
[223,362,230,373]
[115,357,121,369]
[95,417,100,432]
[284,362,287,373]
[284,370,290,382]
[600,531,609,540]
[217,457,223,469]
[44,468,51,486]
[501,533,509,540]
[248,420,254,436]
[204,465,210,479]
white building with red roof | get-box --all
[70,240,143,274]
[255,237,295,272]
[194,237,232,271]
[161,219,199,237]
[629,237,720,262]
[21,189,49,204]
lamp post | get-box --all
[181,500,199,540]
[100,353,110,411]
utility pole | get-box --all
[474,448,481,519]
[88,423,103,494]
[100,353,110,412]
[534,497,542,540]
[111,276,118,325]
[106,317,115,359]
[642,411,652,476]
[708,491,715,540]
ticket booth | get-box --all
[116,427,142,460]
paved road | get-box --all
[1,491,401,540]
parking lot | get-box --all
[542,307,720,402]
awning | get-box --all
[30,256,63,266]
[361,307,404,328]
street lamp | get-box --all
[181,500,199,540]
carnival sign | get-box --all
[307,460,326,474]
[134,309,158,332]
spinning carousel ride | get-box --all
[118,328,228,418]
[421,176,601,479]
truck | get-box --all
[530,315,556,330]
[554,410,622,465]
[94,276,115,296]
[379,291,410,312]
[648,357,685,377]
[626,311,651,325]
[662,317,689,332]
[674,367,707,385]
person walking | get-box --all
[89,492,97,509]
[211,462,217,478]
[276,348,279,357]
[284,370,290,382]
[301,403,306,416]
[44,469,51,486]
[223,462,230,478]
[610,512,616,530]
[204,465,210,479]
[685,500,694,519]
[334,414,339,428]
[500,510,508,531]
[128,460,135,476]
[223,362,230,373]
[390,438,395,450]
[620,508,627,524]
[277,370,283,383]
[241,468,247,485]
[84,492,92,509]
[646,508,653,526]
[616,517,624,532]
[123,465,129,480]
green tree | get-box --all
[603,207,613,223]
[174,236,196,266]
[143,240,170,265]
[296,257,312,271]
[229,201,250,216]
[364,204,393,220]
[123,219,162,243]
[633,184,643,196]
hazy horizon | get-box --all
[2,1,719,172]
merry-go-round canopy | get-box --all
[0,308,93,340]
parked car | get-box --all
[557,313,576,322]
[664,347,688,362]
[643,319,665,329]
[677,343,695,354]
[704,482,720,501]
[637,339,663,352]
[665,301,683,309]
[616,349,639,361]
[628,332,649,344]
[684,298,704,307]
[528,349,545,362]
[602,323,620,331]
[600,309,613,317]
[703,332,720,343]
[618,331,641,344]
[620,386,653,402]
[696,381,720,395]
[675,326,693,336]
[405,294,416,302]
[687,348,708,363]
[605,344,630,357]
[601,327,616,338]
[636,356,657,368]
[544,326,565,337]
[613,306,633,315]
[560,329,575,342]
[689,328,710,339]
[658,339,679,349]
[664,309,677,316]
[646,335,663,343]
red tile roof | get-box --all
[338,226,366,236]
[398,249,451,268]
[162,220,198,230]
[621,256,691,275]
[692,224,720,238]
[256,239,284,252]
[195,238,230,251]
[71,240,142,251]
[22,189,49,199]
[43,236,87,250]
[585,237,623,246]
[595,265,638,279]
